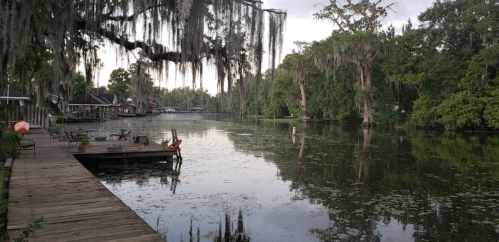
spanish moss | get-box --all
[0,0,286,106]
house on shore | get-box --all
[69,93,114,121]
[1,88,30,106]
[120,98,139,117]
[191,107,206,113]
[160,107,175,113]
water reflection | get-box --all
[71,114,499,241]
[293,123,308,188]
[82,160,182,193]
[276,125,499,241]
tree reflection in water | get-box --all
[275,124,499,241]
[308,126,381,241]
[74,115,499,241]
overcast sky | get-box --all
[95,0,437,96]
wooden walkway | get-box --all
[7,132,165,241]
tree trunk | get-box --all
[362,92,374,126]
[356,126,373,187]
[298,80,310,121]
[239,81,245,116]
[362,63,375,126]
[294,122,308,181]
[238,57,246,116]
[36,84,45,108]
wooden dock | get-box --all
[7,132,170,241]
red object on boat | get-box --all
[14,121,29,134]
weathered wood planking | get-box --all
[7,133,165,241]
[72,138,179,161]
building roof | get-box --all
[0,88,29,100]
[69,93,109,106]
[97,93,117,105]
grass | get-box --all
[259,118,302,123]
[245,115,302,123]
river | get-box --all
[63,113,499,241]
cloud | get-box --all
[264,0,331,19]
[264,0,436,30]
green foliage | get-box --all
[410,93,440,128]
[80,135,90,146]
[13,44,54,83]
[1,132,21,157]
[107,68,131,102]
[72,72,87,99]
[162,87,219,113]
[44,97,60,113]
[12,217,45,242]
[437,91,485,129]
[484,88,499,128]
[214,0,499,129]
[264,69,299,118]
[459,44,499,92]
[0,169,11,238]
[374,83,404,125]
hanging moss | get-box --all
[0,0,286,110]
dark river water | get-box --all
[64,113,499,242]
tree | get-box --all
[281,43,317,120]
[107,68,131,102]
[383,0,499,129]
[1,0,286,101]
[314,0,395,126]
[72,72,87,99]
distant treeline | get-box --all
[215,0,499,130]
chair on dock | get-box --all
[64,131,82,150]
[111,129,132,143]
[48,128,64,147]
[16,136,35,158]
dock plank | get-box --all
[7,132,164,241]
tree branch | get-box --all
[75,19,182,63]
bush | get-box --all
[80,135,90,146]
[410,93,440,128]
[0,169,10,236]
[2,131,21,157]
[437,91,485,129]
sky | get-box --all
[93,0,437,96]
